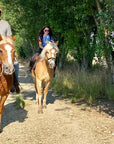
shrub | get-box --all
[14,95,25,109]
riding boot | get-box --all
[11,61,20,93]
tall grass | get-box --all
[51,64,114,104]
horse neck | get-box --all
[44,58,49,67]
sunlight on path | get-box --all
[1,61,114,144]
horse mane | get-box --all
[38,41,59,61]
[0,36,15,46]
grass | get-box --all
[51,64,114,104]
[105,85,114,100]
[14,94,25,109]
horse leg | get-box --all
[34,77,38,104]
[36,93,38,103]
[0,94,8,132]
[43,82,50,109]
[36,78,43,113]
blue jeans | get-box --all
[14,61,19,81]
[12,61,19,89]
[38,48,42,54]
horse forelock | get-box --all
[0,41,15,65]
[0,36,15,47]
[39,41,59,61]
[5,44,14,64]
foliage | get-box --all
[0,0,113,64]
[95,0,114,57]
[14,95,25,109]
[0,1,101,61]
[105,85,114,100]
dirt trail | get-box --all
[0,61,114,144]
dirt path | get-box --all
[0,61,114,144]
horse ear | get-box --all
[0,35,3,41]
[12,36,16,41]
[56,41,59,46]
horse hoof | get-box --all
[43,105,47,109]
[35,101,37,104]
[0,126,3,133]
[38,109,43,114]
[0,129,3,133]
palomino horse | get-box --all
[0,35,15,132]
[31,41,59,113]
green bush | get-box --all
[14,95,25,109]
[15,33,37,58]
[105,85,114,100]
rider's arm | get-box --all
[38,36,44,49]
[39,41,44,49]
[50,36,54,41]
[6,22,12,38]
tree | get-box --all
[95,0,114,83]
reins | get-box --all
[0,63,3,76]
[48,57,55,61]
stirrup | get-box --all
[25,68,31,76]
[53,73,57,78]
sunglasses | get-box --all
[44,29,49,32]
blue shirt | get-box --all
[39,35,53,47]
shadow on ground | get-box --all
[2,102,28,132]
[19,75,33,84]
[75,99,114,117]
[21,88,57,105]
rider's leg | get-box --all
[11,61,20,93]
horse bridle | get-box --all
[0,63,3,76]
[48,57,56,61]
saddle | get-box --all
[29,53,39,71]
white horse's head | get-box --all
[39,41,59,69]
[0,35,15,75]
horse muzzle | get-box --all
[3,64,15,75]
[48,58,55,69]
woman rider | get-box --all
[27,26,56,77]
[38,26,54,54]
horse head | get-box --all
[45,41,59,69]
[0,35,15,75]
[39,41,59,69]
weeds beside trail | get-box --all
[51,64,114,104]
[0,60,114,144]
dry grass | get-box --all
[51,64,114,104]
